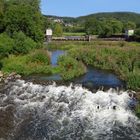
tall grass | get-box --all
[2,50,51,75]
[48,41,140,90]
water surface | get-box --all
[0,80,139,140]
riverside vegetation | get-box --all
[0,0,140,117]
[48,41,140,91]
[48,41,140,117]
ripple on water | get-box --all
[0,80,139,140]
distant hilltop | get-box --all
[44,12,140,24]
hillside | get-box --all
[43,15,76,23]
[77,12,140,24]
[44,12,140,25]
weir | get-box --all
[0,80,140,140]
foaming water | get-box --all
[0,80,140,140]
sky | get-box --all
[41,0,140,17]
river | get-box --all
[0,50,140,140]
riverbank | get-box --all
[47,41,140,91]
[1,40,139,91]
[0,71,21,84]
[0,70,140,119]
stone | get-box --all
[4,79,8,84]
[0,71,3,78]
[8,72,16,77]
[15,74,21,79]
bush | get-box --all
[127,73,140,90]
[2,49,51,75]
[0,33,14,57]
[2,55,27,75]
[29,50,50,65]
[13,31,37,54]
[58,56,86,80]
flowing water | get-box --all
[0,50,139,139]
[26,50,125,89]
[49,50,66,66]
[0,80,140,140]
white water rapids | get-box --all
[0,80,140,140]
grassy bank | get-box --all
[63,32,86,36]
[1,47,86,80]
[48,41,140,91]
[1,50,51,76]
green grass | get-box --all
[47,41,140,91]
[63,32,86,36]
[58,55,86,80]
[1,49,51,76]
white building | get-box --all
[125,29,134,37]
[46,29,53,42]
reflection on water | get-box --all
[49,50,66,66]
[26,66,125,89]
[26,50,125,89]
[73,66,126,89]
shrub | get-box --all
[58,56,86,80]
[2,55,27,75]
[0,33,14,57]
[29,50,50,65]
[12,31,37,54]
[2,49,51,75]
[127,73,140,90]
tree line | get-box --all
[44,12,140,37]
[0,0,46,59]
[0,0,44,42]
[84,18,136,37]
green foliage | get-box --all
[135,28,140,38]
[123,21,136,30]
[69,47,140,90]
[53,24,63,37]
[127,73,140,90]
[0,0,5,33]
[45,12,140,38]
[29,49,50,65]
[2,49,51,75]
[12,31,37,54]
[58,56,86,80]
[49,41,140,90]
[85,18,123,37]
[85,18,102,35]
[2,0,44,42]
[0,33,14,58]
[63,32,85,36]
[77,12,140,25]
[136,104,140,118]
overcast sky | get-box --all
[41,0,140,17]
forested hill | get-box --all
[77,12,140,24]
[45,12,140,25]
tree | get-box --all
[110,20,123,34]
[0,33,14,58]
[85,18,123,37]
[0,0,6,33]
[85,18,102,35]
[3,0,44,42]
[54,24,63,37]
[135,28,140,38]
[13,31,37,54]
[123,21,136,30]
[100,19,123,37]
